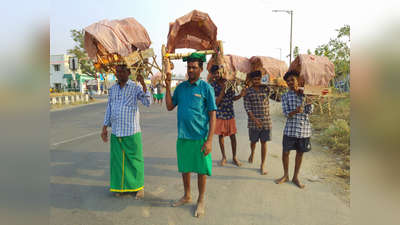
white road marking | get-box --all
[52,129,110,146]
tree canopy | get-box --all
[314,25,350,76]
[67,29,96,77]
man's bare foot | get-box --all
[218,158,227,166]
[248,153,255,163]
[194,199,205,218]
[292,177,305,189]
[275,176,289,184]
[260,166,268,175]
[114,192,123,197]
[135,189,144,199]
[233,158,242,167]
[171,196,192,207]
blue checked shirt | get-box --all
[281,90,314,138]
[103,79,151,137]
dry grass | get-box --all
[309,92,350,178]
[50,92,84,97]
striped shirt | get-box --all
[243,86,273,131]
[281,90,314,138]
[103,79,151,137]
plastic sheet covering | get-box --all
[249,56,288,79]
[167,9,218,53]
[207,54,251,79]
[150,71,162,81]
[83,17,152,62]
[288,54,335,87]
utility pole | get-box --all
[272,10,293,63]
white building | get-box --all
[50,54,82,91]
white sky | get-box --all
[50,0,354,77]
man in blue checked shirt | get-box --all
[101,65,151,198]
[275,70,314,189]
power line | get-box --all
[259,0,284,9]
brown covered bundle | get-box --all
[250,56,288,86]
[288,54,335,87]
[166,9,218,53]
[83,17,152,73]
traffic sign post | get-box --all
[69,57,79,92]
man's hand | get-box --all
[101,126,108,142]
[136,74,145,84]
[296,105,304,114]
[201,140,212,156]
[165,72,171,89]
[240,88,247,97]
[221,80,227,91]
[254,118,262,128]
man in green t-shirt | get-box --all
[165,53,217,218]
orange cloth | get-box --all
[214,118,237,137]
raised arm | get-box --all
[233,87,246,101]
[215,82,226,105]
[165,71,176,111]
[136,74,151,107]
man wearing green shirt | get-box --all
[165,53,217,218]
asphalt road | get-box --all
[50,94,350,225]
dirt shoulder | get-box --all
[270,101,350,206]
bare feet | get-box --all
[248,153,255,163]
[194,199,205,218]
[260,166,268,175]
[135,189,144,199]
[172,196,192,207]
[292,177,305,189]
[233,158,242,167]
[275,176,289,184]
[218,158,227,166]
[114,192,123,196]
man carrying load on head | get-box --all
[165,53,217,218]
[210,65,246,167]
[101,64,151,198]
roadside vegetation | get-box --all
[50,92,91,109]
[309,92,350,180]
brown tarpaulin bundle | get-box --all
[83,17,152,62]
[250,56,288,79]
[166,9,218,53]
[250,56,288,86]
[288,54,335,87]
[207,54,251,80]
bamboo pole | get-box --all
[167,50,216,60]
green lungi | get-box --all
[110,133,144,192]
[176,138,212,176]
[156,93,164,100]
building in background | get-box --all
[50,54,95,92]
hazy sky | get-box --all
[50,0,353,76]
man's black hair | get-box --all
[283,70,300,81]
[210,65,219,72]
[116,64,130,72]
[250,70,262,78]
[187,58,203,68]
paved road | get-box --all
[50,95,350,225]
